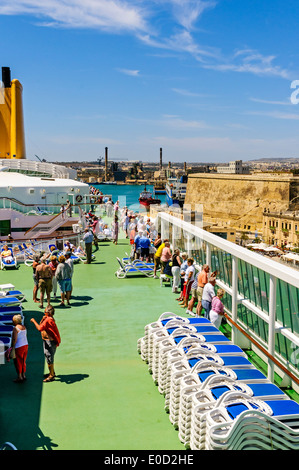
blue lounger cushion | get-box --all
[212,344,244,355]
[210,383,285,401]
[5,290,22,296]
[0,306,22,314]
[161,317,211,327]
[0,325,14,333]
[0,297,20,305]
[247,383,286,398]
[173,333,231,345]
[166,326,219,335]
[0,315,17,324]
[197,368,267,384]
[201,334,231,343]
[226,402,253,419]
[188,356,252,369]
[187,318,212,324]
[264,399,299,416]
[225,399,299,420]
[0,336,11,345]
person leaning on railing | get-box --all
[209,289,225,329]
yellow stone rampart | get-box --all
[185,173,299,231]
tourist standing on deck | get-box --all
[91,216,99,251]
[134,231,142,259]
[30,304,61,382]
[171,249,181,293]
[55,255,72,306]
[66,200,72,217]
[176,252,188,301]
[180,258,195,309]
[201,276,216,319]
[11,314,28,383]
[153,238,168,278]
[112,215,119,245]
[65,251,74,299]
[129,224,136,247]
[49,255,58,299]
[83,227,94,264]
[106,199,113,217]
[153,233,162,250]
[210,289,225,329]
[32,255,40,303]
[139,231,151,263]
[123,211,130,239]
[160,242,172,273]
[35,259,53,309]
[195,264,210,317]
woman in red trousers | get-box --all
[11,314,28,383]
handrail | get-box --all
[157,211,299,288]
[0,196,62,208]
[224,313,299,386]
[23,212,65,235]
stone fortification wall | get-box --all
[185,173,299,230]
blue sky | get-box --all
[1,0,299,163]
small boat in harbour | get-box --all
[153,180,166,195]
[138,186,161,207]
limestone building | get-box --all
[263,210,299,247]
[217,160,250,174]
[184,173,299,234]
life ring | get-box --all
[76,194,83,203]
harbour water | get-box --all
[91,183,167,213]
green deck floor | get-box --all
[0,239,186,450]
[0,238,298,450]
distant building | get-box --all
[263,210,299,247]
[217,160,250,174]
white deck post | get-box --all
[231,255,238,344]
[206,242,211,267]
[268,274,277,383]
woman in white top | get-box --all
[11,314,28,383]
[181,258,195,308]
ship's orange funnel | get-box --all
[0,67,26,159]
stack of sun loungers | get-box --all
[115,257,155,278]
[0,284,25,362]
[137,312,299,450]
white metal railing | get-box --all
[156,211,299,391]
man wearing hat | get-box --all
[83,227,94,264]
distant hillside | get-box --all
[246,157,299,163]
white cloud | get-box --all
[139,29,219,61]
[0,1,292,80]
[249,97,292,106]
[204,49,290,79]
[159,0,217,30]
[0,0,148,33]
[246,110,299,120]
[161,115,209,129]
[116,68,140,76]
[172,88,211,98]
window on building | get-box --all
[0,220,11,236]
